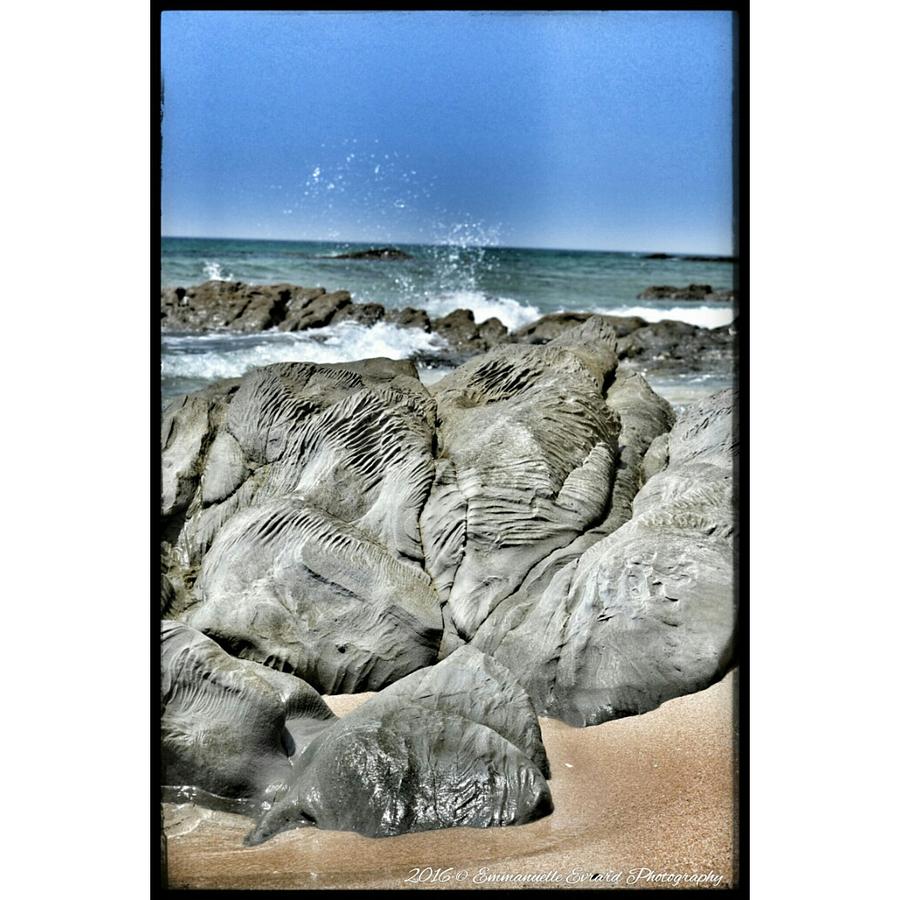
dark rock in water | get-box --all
[279,290,352,331]
[160,281,379,334]
[160,279,734,383]
[514,312,646,344]
[159,281,321,333]
[638,284,736,301]
[162,358,445,694]
[245,645,551,843]
[478,315,509,347]
[473,388,736,726]
[333,247,412,260]
[385,306,432,331]
[432,307,511,356]
[433,307,479,343]
[641,253,735,263]
[332,301,386,327]
[616,318,734,374]
[161,620,335,810]
[514,311,592,343]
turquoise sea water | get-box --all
[161,237,736,404]
[163,237,736,328]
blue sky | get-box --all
[161,11,734,254]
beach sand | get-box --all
[163,669,738,890]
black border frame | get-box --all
[152,4,749,895]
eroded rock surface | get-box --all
[160,321,736,837]
[246,646,551,842]
[161,621,335,810]
[163,358,444,694]
[472,388,736,726]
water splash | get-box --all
[202,260,233,282]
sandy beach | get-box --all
[164,669,738,890]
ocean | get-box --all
[161,237,736,405]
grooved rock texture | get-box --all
[246,646,552,843]
[160,325,736,837]
[161,621,335,811]
[421,319,635,640]
[163,358,444,694]
[472,388,736,726]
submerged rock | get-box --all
[616,317,735,374]
[245,645,551,842]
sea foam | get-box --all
[421,291,541,331]
[592,305,735,330]
[161,322,448,383]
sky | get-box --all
[161,11,734,254]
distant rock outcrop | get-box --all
[160,280,736,377]
[332,247,412,260]
[638,283,736,301]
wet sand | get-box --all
[164,669,738,890]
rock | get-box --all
[433,307,480,344]
[616,318,735,375]
[161,621,335,811]
[159,281,301,332]
[477,316,509,347]
[420,321,624,640]
[514,312,646,344]
[638,284,736,301]
[245,645,551,843]
[279,290,352,331]
[333,247,412,260]
[162,329,733,741]
[332,302,386,327]
[472,388,736,726]
[431,308,513,356]
[163,359,445,694]
[385,306,432,331]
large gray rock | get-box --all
[245,645,551,843]
[420,320,625,640]
[473,388,736,726]
[161,621,335,811]
[163,359,444,694]
[162,333,731,735]
[160,329,736,839]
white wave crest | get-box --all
[202,260,233,282]
[593,304,735,329]
[161,322,447,382]
[421,291,541,331]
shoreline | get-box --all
[164,670,737,890]
[160,279,736,403]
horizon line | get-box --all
[161,234,735,258]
